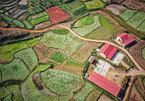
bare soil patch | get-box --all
[33,42,56,62]
[98,94,113,101]
[106,68,125,85]
[71,42,100,62]
[128,40,145,70]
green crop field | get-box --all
[127,12,145,28]
[73,16,101,36]
[0,59,29,81]
[27,37,41,47]
[137,21,145,32]
[23,20,33,29]
[52,29,69,35]
[142,47,145,59]
[50,51,66,63]
[0,14,13,22]
[84,15,121,39]
[12,20,25,28]
[14,48,38,71]
[74,15,94,27]
[73,82,94,101]
[30,11,48,20]
[84,0,104,10]
[40,69,83,95]
[0,42,28,62]
[120,9,137,21]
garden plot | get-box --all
[14,48,38,71]
[94,59,111,77]
[84,0,104,10]
[34,21,51,29]
[120,9,137,21]
[126,12,145,28]
[73,82,94,101]
[137,21,145,32]
[105,4,127,15]
[40,69,83,95]
[73,16,101,36]
[86,90,101,101]
[50,51,66,63]
[0,59,29,81]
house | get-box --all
[100,44,118,60]
[116,33,135,47]
[88,71,124,99]
[88,56,95,63]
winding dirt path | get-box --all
[0,24,144,71]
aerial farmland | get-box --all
[0,0,145,101]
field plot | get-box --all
[73,16,101,36]
[86,90,101,101]
[27,37,41,47]
[142,47,145,59]
[98,94,113,101]
[40,69,83,95]
[34,21,51,29]
[14,48,38,71]
[74,15,94,27]
[84,0,104,10]
[34,42,56,62]
[50,51,66,63]
[120,9,137,21]
[73,82,94,101]
[137,21,145,32]
[41,31,83,56]
[0,59,29,81]
[46,6,70,24]
[0,41,28,62]
[126,12,145,28]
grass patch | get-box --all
[84,0,104,10]
[142,47,145,59]
[0,42,28,62]
[65,58,84,67]
[73,82,94,101]
[14,48,38,71]
[0,14,13,22]
[120,9,137,21]
[40,69,83,95]
[27,37,41,47]
[86,90,101,101]
[74,15,94,27]
[127,11,145,28]
[52,29,69,35]
[50,51,66,63]
[12,20,25,28]
[137,20,145,32]
[73,16,101,36]
[0,59,29,81]
[23,20,33,29]
[122,56,132,66]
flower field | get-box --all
[73,16,101,36]
[46,6,70,24]
[0,59,29,81]
[40,69,83,95]
[14,48,38,71]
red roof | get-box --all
[118,33,129,42]
[123,37,135,46]
[88,71,121,97]
[100,44,118,60]
[88,56,95,63]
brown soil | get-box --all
[129,85,144,101]
[98,94,113,101]
[71,42,100,62]
[106,68,125,85]
[128,40,145,70]
[33,42,56,62]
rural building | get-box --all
[88,71,124,99]
[100,44,118,60]
[116,33,135,47]
[88,56,95,63]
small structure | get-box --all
[88,56,95,63]
[116,33,135,47]
[100,44,118,60]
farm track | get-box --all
[0,24,144,72]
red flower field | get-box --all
[46,6,70,24]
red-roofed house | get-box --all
[88,71,124,99]
[88,56,95,63]
[100,44,118,60]
[116,33,135,47]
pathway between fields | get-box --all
[0,25,144,71]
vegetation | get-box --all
[27,37,41,47]
[14,48,38,71]
[84,0,104,10]
[40,69,83,95]
[142,47,145,59]
[137,21,145,32]
[73,16,101,36]
[12,20,25,28]
[23,20,33,29]
[50,51,66,63]
[73,82,94,101]
[0,59,29,81]
[0,41,28,62]
[74,15,94,27]
[52,29,69,35]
